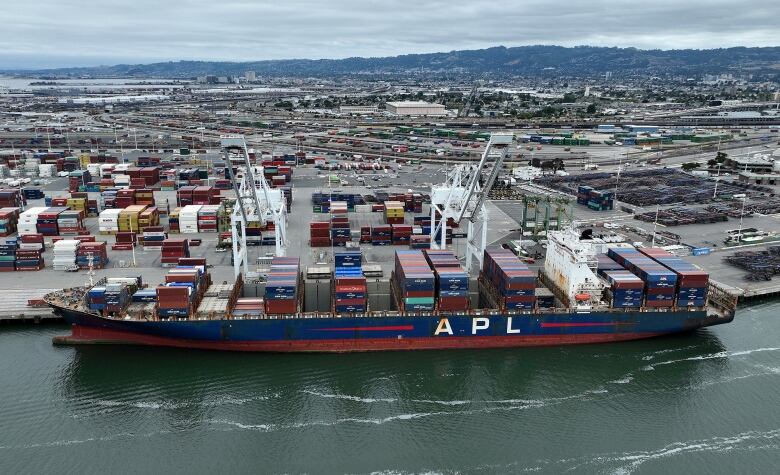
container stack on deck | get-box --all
[157,264,210,319]
[482,248,536,310]
[639,248,709,307]
[232,298,263,317]
[608,248,677,308]
[333,250,367,313]
[264,257,301,315]
[596,253,625,277]
[424,249,469,311]
[393,250,435,311]
[103,279,135,313]
[602,270,645,308]
[196,271,241,320]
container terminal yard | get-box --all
[0,77,778,333]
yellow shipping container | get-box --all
[66,198,87,211]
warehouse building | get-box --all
[738,171,778,185]
[385,101,446,116]
[339,105,379,114]
[624,125,660,134]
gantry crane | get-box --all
[429,133,513,272]
[222,135,288,278]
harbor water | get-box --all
[1,303,778,474]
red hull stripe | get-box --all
[312,325,415,332]
[57,325,667,353]
[540,322,634,328]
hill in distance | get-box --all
[6,45,780,78]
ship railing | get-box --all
[706,280,740,318]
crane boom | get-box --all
[222,134,288,278]
[429,133,514,272]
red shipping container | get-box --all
[264,299,297,314]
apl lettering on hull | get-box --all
[434,317,523,336]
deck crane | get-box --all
[429,133,514,273]
[221,135,288,278]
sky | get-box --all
[1,0,778,69]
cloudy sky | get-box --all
[1,0,778,68]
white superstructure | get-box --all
[543,228,610,308]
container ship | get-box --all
[46,228,737,352]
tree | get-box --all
[586,103,597,114]
[715,151,728,163]
[681,162,701,171]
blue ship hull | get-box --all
[50,304,733,352]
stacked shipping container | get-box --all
[264,257,301,315]
[384,201,405,224]
[330,216,351,246]
[161,239,190,265]
[639,248,709,307]
[602,270,645,308]
[482,248,536,310]
[424,250,469,311]
[608,247,677,307]
[333,250,367,313]
[393,250,435,311]
[309,221,331,247]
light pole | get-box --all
[713,162,722,199]
[734,193,747,244]
[651,205,660,247]
[614,150,622,202]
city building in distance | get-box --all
[385,101,446,116]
